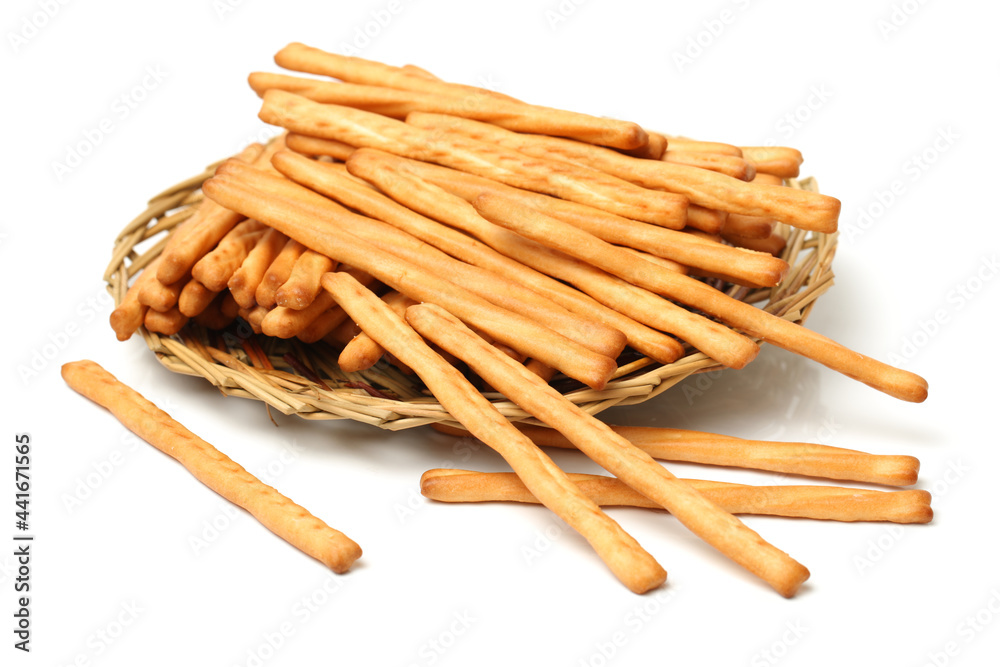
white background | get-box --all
[3,0,998,665]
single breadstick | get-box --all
[404,112,837,233]
[723,213,775,240]
[435,423,921,487]
[274,43,521,104]
[137,271,189,313]
[720,172,783,239]
[228,226,289,309]
[664,137,743,156]
[343,150,751,367]
[240,304,270,334]
[407,303,809,598]
[177,279,219,318]
[725,232,788,257]
[320,272,665,594]
[285,132,355,160]
[474,193,928,403]
[275,250,338,310]
[344,150,786,288]
[192,292,235,330]
[663,150,756,181]
[399,63,441,80]
[157,142,279,284]
[420,469,933,524]
[61,360,362,572]
[272,43,646,149]
[524,358,557,383]
[256,238,307,309]
[143,306,189,336]
[339,291,416,372]
[272,150,632,357]
[191,219,267,292]
[686,205,727,234]
[296,305,349,344]
[741,146,803,178]
[219,290,240,321]
[258,90,683,226]
[110,255,163,341]
[617,131,668,160]
[202,173,618,390]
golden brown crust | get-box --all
[61,360,362,573]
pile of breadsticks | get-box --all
[105,43,930,597]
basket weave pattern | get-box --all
[106,163,836,431]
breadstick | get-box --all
[662,150,756,181]
[274,43,521,104]
[344,150,786,288]
[275,249,338,310]
[722,213,775,240]
[202,172,618,390]
[339,291,416,372]
[741,146,803,178]
[192,291,235,330]
[685,205,727,234]
[143,305,189,336]
[721,172,783,239]
[404,112,838,233]
[155,143,264,286]
[267,266,374,341]
[137,271,189,313]
[435,423,921,487]
[262,290,339,339]
[191,218,266,292]
[320,271,665,594]
[399,63,441,80]
[664,137,743,156]
[177,279,219,318]
[296,305,349,344]
[406,303,809,598]
[420,469,933,524]
[61,360,361,572]
[474,193,928,403]
[228,158,626,360]
[618,131,668,160]
[110,255,164,341]
[228,226,289,309]
[725,231,787,256]
[257,90,684,226]
[272,43,647,149]
[271,150,631,358]
[157,141,280,285]
[285,133,355,161]
[256,238,306,309]
[342,153,754,368]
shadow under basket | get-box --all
[106,161,837,431]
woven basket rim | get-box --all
[106,159,838,430]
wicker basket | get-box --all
[105,159,837,431]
